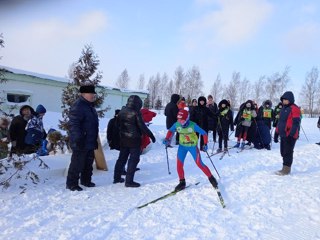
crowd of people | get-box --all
[1,85,319,191]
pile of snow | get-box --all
[1,112,320,240]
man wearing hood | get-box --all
[113,95,156,187]
[275,91,301,175]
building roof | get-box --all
[0,65,148,94]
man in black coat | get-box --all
[9,105,34,155]
[66,85,99,191]
[113,95,156,187]
[164,94,180,145]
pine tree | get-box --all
[143,95,150,108]
[155,98,162,110]
[59,44,107,132]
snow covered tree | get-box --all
[59,44,107,132]
[116,69,130,89]
[300,67,320,117]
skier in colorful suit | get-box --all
[163,109,218,191]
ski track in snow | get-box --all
[1,116,320,239]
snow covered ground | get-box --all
[1,112,320,240]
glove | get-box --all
[163,138,170,147]
[274,137,278,143]
[150,134,156,143]
[202,144,208,152]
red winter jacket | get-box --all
[140,108,157,151]
[276,91,301,139]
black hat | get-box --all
[115,109,120,115]
[80,85,96,94]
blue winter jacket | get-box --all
[68,96,99,151]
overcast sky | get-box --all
[1,0,320,95]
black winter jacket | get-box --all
[217,99,234,133]
[190,96,215,132]
[119,95,155,148]
[107,116,120,150]
[164,94,180,129]
[68,96,99,151]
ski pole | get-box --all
[165,146,171,175]
[300,125,309,142]
[205,151,221,179]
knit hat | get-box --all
[177,109,189,121]
[36,104,46,114]
[80,85,96,94]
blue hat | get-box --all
[36,104,46,114]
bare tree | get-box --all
[159,72,169,105]
[173,66,185,95]
[210,74,222,102]
[184,65,203,99]
[299,66,319,117]
[147,74,160,108]
[137,74,145,90]
[238,77,251,105]
[265,67,290,105]
[116,69,130,89]
[253,76,266,106]
[224,71,240,109]
[164,79,175,104]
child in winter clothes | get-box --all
[216,99,234,153]
[272,102,283,143]
[25,104,47,154]
[234,100,257,149]
[163,109,218,191]
[257,100,273,130]
[0,117,10,159]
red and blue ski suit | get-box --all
[165,121,213,180]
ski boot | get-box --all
[208,175,218,189]
[234,142,240,148]
[216,148,222,153]
[175,179,186,191]
[240,142,245,149]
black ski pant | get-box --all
[114,146,141,183]
[280,136,297,167]
[218,128,229,149]
[66,149,94,187]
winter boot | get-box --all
[275,165,291,176]
[216,148,222,153]
[175,179,186,191]
[240,142,246,149]
[234,142,240,148]
[125,181,141,188]
[208,175,218,188]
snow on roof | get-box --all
[0,65,148,94]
